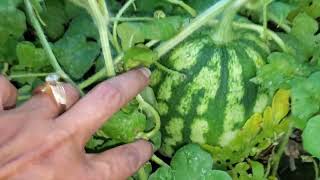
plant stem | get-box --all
[88,0,115,77]
[155,0,234,57]
[1,63,8,75]
[24,0,83,95]
[110,17,154,22]
[136,95,160,140]
[151,154,169,167]
[212,0,248,44]
[312,158,319,180]
[79,0,234,88]
[271,123,293,177]
[166,0,197,17]
[268,14,291,33]
[207,19,288,52]
[262,0,268,40]
[233,21,288,52]
[112,0,136,53]
[78,68,107,89]
[145,40,160,48]
[9,72,52,80]
[154,62,185,78]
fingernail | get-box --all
[139,67,151,78]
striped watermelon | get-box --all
[151,29,270,157]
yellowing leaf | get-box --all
[272,89,290,123]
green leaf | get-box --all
[52,15,100,80]
[16,41,50,69]
[253,52,313,94]
[123,47,158,70]
[64,15,98,39]
[250,161,265,180]
[40,0,69,40]
[117,16,184,50]
[0,0,22,10]
[205,170,233,180]
[53,34,99,80]
[302,115,320,158]
[149,166,173,180]
[171,144,213,179]
[306,0,320,18]
[0,0,26,64]
[268,1,294,26]
[149,144,232,180]
[290,13,319,60]
[291,72,320,123]
[101,108,147,143]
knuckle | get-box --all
[122,146,141,172]
[95,82,123,106]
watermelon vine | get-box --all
[1,0,320,179]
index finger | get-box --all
[0,76,17,111]
[54,68,150,146]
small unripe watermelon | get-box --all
[151,29,269,157]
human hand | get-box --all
[0,68,153,180]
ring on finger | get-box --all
[33,74,67,112]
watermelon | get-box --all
[151,29,270,157]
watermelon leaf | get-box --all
[123,46,158,70]
[149,144,232,180]
[302,115,320,158]
[100,102,147,143]
[16,41,50,70]
[253,52,314,94]
[117,17,184,50]
[291,72,320,125]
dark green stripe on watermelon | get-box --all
[151,31,268,157]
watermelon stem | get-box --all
[262,0,273,40]
[166,0,197,17]
[270,122,293,177]
[154,62,186,78]
[151,154,170,167]
[79,0,234,89]
[207,19,288,52]
[136,95,161,140]
[211,0,249,44]
[24,0,84,95]
[112,0,136,53]
[88,0,116,78]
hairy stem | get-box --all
[110,17,154,22]
[9,73,52,80]
[1,63,8,75]
[151,154,169,167]
[271,123,293,177]
[312,158,319,180]
[88,0,115,77]
[207,19,288,52]
[24,0,83,95]
[212,0,248,44]
[155,62,186,78]
[262,0,269,40]
[155,0,234,57]
[112,0,136,53]
[136,95,160,140]
[167,0,197,17]
[233,22,288,52]
[79,0,234,88]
